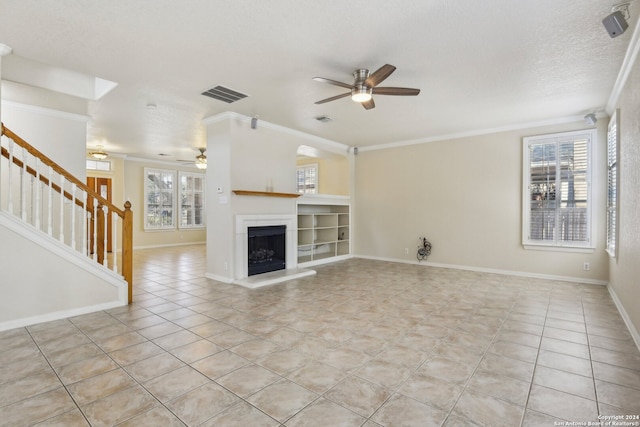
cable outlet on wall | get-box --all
[404,248,409,254]
[583,262,591,271]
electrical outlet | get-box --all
[404,248,409,254]
[224,262,228,271]
[583,262,590,271]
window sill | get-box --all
[523,244,595,254]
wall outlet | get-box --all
[224,262,228,271]
[583,262,591,271]
[404,248,409,254]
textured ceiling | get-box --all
[0,0,636,161]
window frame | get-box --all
[144,168,177,231]
[522,129,595,251]
[296,163,318,194]
[606,110,620,258]
[178,171,206,229]
[86,159,112,172]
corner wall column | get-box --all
[0,44,13,124]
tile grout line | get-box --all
[518,283,551,427]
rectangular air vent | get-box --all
[201,85,248,103]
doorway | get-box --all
[87,177,113,253]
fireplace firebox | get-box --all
[247,225,286,276]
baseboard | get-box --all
[607,285,640,352]
[204,272,234,284]
[354,254,609,286]
[0,300,126,332]
[133,241,206,250]
[298,254,353,268]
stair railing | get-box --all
[0,124,133,303]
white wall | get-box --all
[204,114,349,282]
[1,81,88,179]
[354,120,609,284]
[609,49,640,344]
[0,212,126,331]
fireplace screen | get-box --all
[247,225,286,276]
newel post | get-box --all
[122,201,133,304]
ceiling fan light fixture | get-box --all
[195,148,207,170]
[89,145,108,160]
[351,86,372,103]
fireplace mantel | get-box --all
[232,190,301,198]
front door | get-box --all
[87,177,113,253]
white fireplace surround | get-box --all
[234,214,298,282]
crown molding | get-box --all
[606,14,640,114]
[358,114,592,152]
[203,111,349,155]
[1,100,89,122]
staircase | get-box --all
[0,123,133,329]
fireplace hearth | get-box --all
[247,225,286,276]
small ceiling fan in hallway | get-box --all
[313,64,420,110]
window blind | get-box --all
[523,130,593,248]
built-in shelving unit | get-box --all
[297,201,350,266]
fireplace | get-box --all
[247,225,286,276]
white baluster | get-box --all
[59,175,65,243]
[7,139,13,215]
[70,183,77,250]
[82,193,88,256]
[20,147,27,221]
[47,166,53,236]
[112,212,118,273]
[34,158,41,230]
[102,205,108,266]
[92,200,98,261]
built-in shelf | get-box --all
[297,203,350,267]
[232,190,301,198]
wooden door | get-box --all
[87,177,113,253]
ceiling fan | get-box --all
[313,64,420,110]
[177,148,207,169]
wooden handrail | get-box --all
[1,123,134,303]
[1,124,124,216]
[1,145,88,211]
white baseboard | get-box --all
[0,300,126,332]
[133,241,206,250]
[607,285,640,352]
[298,254,353,268]
[354,254,608,286]
[204,272,234,284]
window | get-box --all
[297,164,317,194]
[179,172,205,228]
[607,110,619,257]
[523,129,594,249]
[145,168,176,230]
[86,159,111,171]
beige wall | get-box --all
[123,159,206,249]
[609,53,640,341]
[297,155,349,196]
[355,120,609,283]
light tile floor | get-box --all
[1,245,640,426]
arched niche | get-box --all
[296,145,349,196]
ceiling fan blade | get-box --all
[362,98,375,110]
[315,92,351,104]
[372,87,421,96]
[364,64,396,87]
[312,77,353,89]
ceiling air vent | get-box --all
[201,85,248,103]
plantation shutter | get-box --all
[524,130,593,248]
